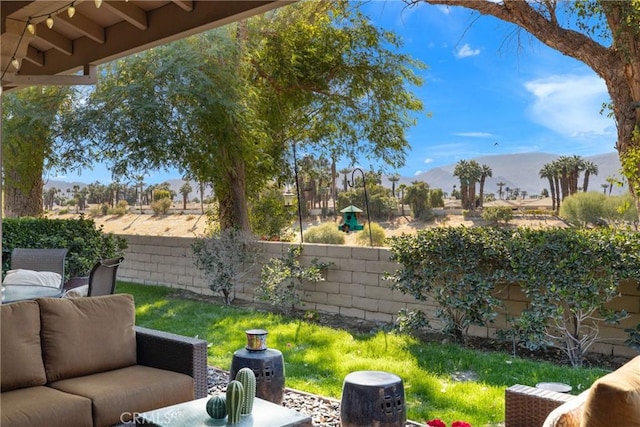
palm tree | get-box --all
[478,164,492,208]
[388,173,400,198]
[179,182,192,210]
[453,160,471,209]
[496,181,506,200]
[397,183,407,217]
[540,162,558,211]
[339,168,351,192]
[601,183,609,194]
[582,161,599,192]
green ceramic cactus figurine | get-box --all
[235,367,256,415]
[226,380,244,424]
[205,394,227,419]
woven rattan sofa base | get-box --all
[505,384,575,427]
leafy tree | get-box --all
[411,0,640,219]
[249,186,296,241]
[71,1,424,231]
[404,180,432,220]
[2,86,84,217]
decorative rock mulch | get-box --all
[208,366,424,426]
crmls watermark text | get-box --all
[121,410,180,424]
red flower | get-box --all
[426,420,447,427]
[452,422,472,427]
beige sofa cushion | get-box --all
[581,355,640,427]
[50,365,195,427]
[0,300,47,391]
[38,294,137,382]
[0,386,92,427]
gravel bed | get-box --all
[208,366,423,427]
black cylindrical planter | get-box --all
[340,371,406,427]
[230,348,285,404]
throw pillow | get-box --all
[3,269,62,288]
[542,389,589,427]
[581,355,640,427]
[63,285,88,298]
[38,294,137,382]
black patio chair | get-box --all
[87,257,125,297]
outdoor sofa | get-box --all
[0,294,208,427]
[505,354,640,427]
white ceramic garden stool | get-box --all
[340,370,406,427]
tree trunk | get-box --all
[4,170,44,217]
[217,159,250,231]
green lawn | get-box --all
[118,282,610,426]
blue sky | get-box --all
[63,0,617,184]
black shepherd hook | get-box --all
[347,168,373,247]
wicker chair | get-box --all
[10,248,68,289]
[87,256,124,297]
[505,384,575,427]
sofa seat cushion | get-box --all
[0,300,47,391]
[38,294,137,382]
[49,364,195,427]
[0,386,92,427]
[581,355,640,427]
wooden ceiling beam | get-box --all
[24,45,44,67]
[172,1,194,12]
[57,12,106,44]
[103,1,148,31]
[36,26,73,56]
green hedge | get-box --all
[2,217,128,278]
[386,226,640,365]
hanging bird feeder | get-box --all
[338,205,365,233]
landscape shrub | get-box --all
[257,245,330,315]
[481,206,513,224]
[355,222,386,246]
[151,197,172,215]
[559,192,607,227]
[507,227,639,366]
[303,223,345,244]
[386,226,640,362]
[153,189,171,202]
[58,208,69,215]
[107,200,129,216]
[2,217,128,278]
[386,227,507,344]
[603,194,639,228]
[191,229,257,305]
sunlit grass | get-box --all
[118,282,610,426]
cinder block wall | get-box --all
[118,234,640,358]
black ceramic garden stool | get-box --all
[340,370,406,427]
[230,348,285,404]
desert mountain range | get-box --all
[46,152,625,198]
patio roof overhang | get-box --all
[1,0,293,92]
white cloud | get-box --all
[455,44,480,59]
[414,170,424,176]
[524,74,615,139]
[453,132,493,138]
[424,158,433,164]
